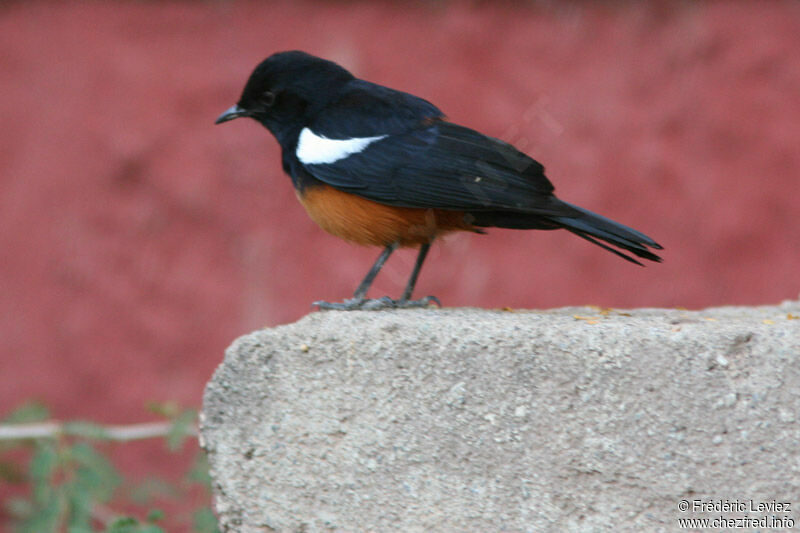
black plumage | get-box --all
[216,51,662,308]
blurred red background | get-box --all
[1,0,799,524]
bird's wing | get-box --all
[298,85,564,214]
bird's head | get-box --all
[215,51,354,142]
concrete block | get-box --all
[201,303,800,532]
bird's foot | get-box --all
[313,295,441,311]
[393,295,441,309]
[312,297,386,311]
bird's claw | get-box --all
[313,295,440,311]
[395,295,441,308]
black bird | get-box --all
[216,51,662,310]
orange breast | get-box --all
[297,185,476,247]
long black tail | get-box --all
[551,201,662,265]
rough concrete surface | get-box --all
[201,303,800,532]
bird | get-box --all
[215,51,662,310]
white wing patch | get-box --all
[296,128,387,165]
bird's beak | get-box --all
[215,104,249,124]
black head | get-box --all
[215,51,354,142]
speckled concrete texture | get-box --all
[202,303,800,532]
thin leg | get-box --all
[314,242,440,311]
[394,242,440,308]
[314,244,397,310]
[353,244,397,299]
[400,242,430,301]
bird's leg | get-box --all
[314,244,397,310]
[314,242,440,311]
[352,243,397,300]
[394,242,440,308]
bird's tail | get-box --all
[550,201,662,265]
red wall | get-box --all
[1,0,798,503]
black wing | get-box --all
[301,82,566,215]
[300,82,662,264]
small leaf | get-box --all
[66,469,96,531]
[2,401,51,424]
[105,517,138,533]
[186,450,212,488]
[193,507,221,533]
[14,441,64,532]
[128,476,180,505]
[30,441,58,499]
[166,409,197,451]
[146,401,182,418]
[146,508,165,523]
[17,484,64,533]
[66,488,93,531]
[69,442,121,502]
[105,517,167,533]
[4,496,33,519]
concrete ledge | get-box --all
[201,303,800,532]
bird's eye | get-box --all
[261,91,276,107]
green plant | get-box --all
[0,401,219,533]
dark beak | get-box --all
[215,104,249,125]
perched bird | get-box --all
[216,51,662,310]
